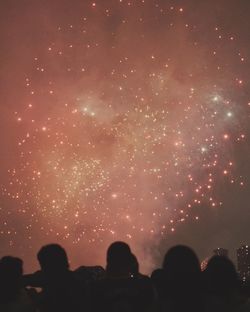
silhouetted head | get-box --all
[204,255,239,294]
[151,268,164,281]
[37,244,69,273]
[130,253,139,277]
[0,256,23,300]
[151,268,166,293]
[0,256,23,281]
[163,245,200,275]
[106,241,132,277]
[163,245,200,290]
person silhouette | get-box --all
[106,241,132,278]
[27,244,84,312]
[0,256,35,311]
[160,245,204,312]
[89,241,155,311]
[151,268,165,299]
[130,253,148,279]
[203,255,249,311]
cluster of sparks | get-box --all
[0,0,249,269]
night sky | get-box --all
[0,0,250,273]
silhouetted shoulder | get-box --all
[74,265,105,286]
[89,276,155,312]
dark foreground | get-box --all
[0,242,250,311]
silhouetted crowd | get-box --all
[1,242,250,311]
